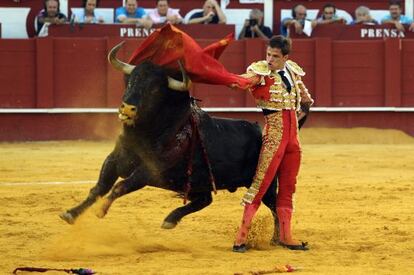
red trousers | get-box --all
[242,110,301,209]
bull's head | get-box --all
[108,41,191,126]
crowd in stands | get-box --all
[282,0,414,36]
[34,0,414,37]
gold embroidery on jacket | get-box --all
[247,60,271,76]
[242,112,283,204]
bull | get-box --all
[59,42,291,243]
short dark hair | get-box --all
[323,3,336,13]
[389,0,402,7]
[156,0,169,3]
[82,0,100,8]
[268,35,291,56]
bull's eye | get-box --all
[131,107,137,112]
[121,103,125,108]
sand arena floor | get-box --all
[1,128,413,275]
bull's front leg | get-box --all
[96,166,149,219]
[59,153,119,224]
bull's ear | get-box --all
[167,60,192,91]
[108,41,136,75]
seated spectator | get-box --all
[349,6,378,25]
[316,3,346,25]
[381,0,414,32]
[115,0,152,28]
[188,0,226,24]
[72,0,104,24]
[281,4,316,36]
[147,0,182,25]
[238,9,272,39]
[36,0,67,35]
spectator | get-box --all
[36,0,67,35]
[147,0,183,25]
[188,0,226,24]
[349,6,378,25]
[381,0,414,32]
[281,4,316,36]
[316,3,346,25]
[72,0,104,24]
[238,9,273,40]
[115,0,152,28]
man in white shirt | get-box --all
[147,0,182,25]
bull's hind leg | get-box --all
[162,192,212,229]
[96,167,148,219]
[60,154,119,224]
[262,179,279,245]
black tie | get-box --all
[278,71,291,92]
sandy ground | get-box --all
[1,128,414,275]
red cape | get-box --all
[128,24,250,89]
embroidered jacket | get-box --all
[243,60,314,112]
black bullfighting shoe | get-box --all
[232,244,247,253]
[279,241,309,251]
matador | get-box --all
[232,35,314,252]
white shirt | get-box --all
[277,67,294,87]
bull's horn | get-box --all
[108,41,135,75]
[167,60,191,91]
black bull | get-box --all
[60,54,307,243]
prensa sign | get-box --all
[361,28,405,38]
[120,27,156,38]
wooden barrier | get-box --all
[0,36,413,140]
[1,37,413,108]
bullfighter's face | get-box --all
[266,46,288,71]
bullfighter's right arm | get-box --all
[233,60,270,91]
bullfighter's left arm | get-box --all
[296,75,314,121]
[286,60,314,121]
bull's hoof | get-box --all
[161,221,177,229]
[59,212,75,225]
[95,208,107,219]
[96,199,111,219]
